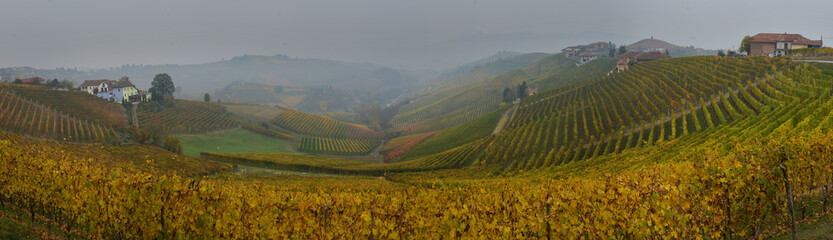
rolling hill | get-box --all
[426,51,550,89]
[393,53,617,135]
[627,38,718,56]
[5,55,833,238]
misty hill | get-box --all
[457,50,525,69]
[428,52,550,90]
[1,54,417,97]
[626,38,717,56]
[213,82,307,106]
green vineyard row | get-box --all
[271,108,383,139]
[138,100,239,134]
[296,136,380,156]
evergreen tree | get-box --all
[608,41,616,57]
[517,81,528,99]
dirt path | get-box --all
[492,104,518,135]
[797,59,833,64]
[131,102,139,128]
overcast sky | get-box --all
[1,0,832,70]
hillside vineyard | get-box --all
[0,85,123,142]
[392,55,617,134]
[138,100,239,134]
[271,107,385,155]
[478,56,791,170]
[3,55,833,238]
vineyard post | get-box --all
[780,162,797,240]
[323,204,329,229]
[545,193,551,240]
[370,211,375,240]
[721,172,731,240]
[160,194,167,237]
[29,197,35,223]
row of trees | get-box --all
[502,81,529,103]
[11,78,74,89]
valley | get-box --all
[2,3,833,236]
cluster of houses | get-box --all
[78,79,152,103]
[562,41,672,70]
[615,51,671,71]
[562,42,610,58]
[564,32,825,72]
[7,77,152,103]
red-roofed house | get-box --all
[634,51,671,62]
[17,77,44,85]
[749,33,823,56]
[616,60,628,71]
[618,51,640,61]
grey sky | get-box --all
[1,0,831,70]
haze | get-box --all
[2,0,831,70]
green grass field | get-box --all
[176,128,297,157]
[0,215,35,240]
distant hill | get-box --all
[213,81,306,106]
[0,54,418,97]
[427,52,550,90]
[460,51,525,68]
[626,38,717,56]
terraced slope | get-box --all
[6,84,128,127]
[271,107,384,155]
[272,108,383,139]
[473,56,799,171]
[203,136,492,175]
[0,88,122,142]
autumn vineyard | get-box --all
[3,54,833,238]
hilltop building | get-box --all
[17,77,44,85]
[749,33,823,56]
[618,51,640,60]
[133,90,152,102]
[634,51,671,62]
[79,79,150,103]
[562,42,609,58]
[616,51,670,67]
[526,87,539,96]
[616,60,628,71]
[79,79,116,95]
[111,81,138,103]
[578,52,598,65]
